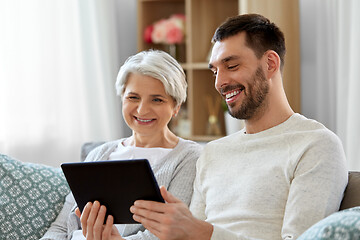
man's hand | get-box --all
[130,186,213,240]
[75,201,124,240]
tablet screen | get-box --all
[61,159,164,224]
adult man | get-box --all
[130,13,348,240]
[87,14,348,240]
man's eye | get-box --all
[228,64,239,70]
[212,71,217,76]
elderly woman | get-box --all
[41,50,202,240]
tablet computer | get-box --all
[61,159,164,224]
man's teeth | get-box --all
[136,117,152,122]
[226,90,241,99]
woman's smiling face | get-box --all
[122,73,178,137]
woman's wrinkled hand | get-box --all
[75,201,124,240]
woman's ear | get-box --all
[173,104,181,117]
[263,50,280,79]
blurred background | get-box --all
[0,0,359,170]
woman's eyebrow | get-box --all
[150,94,166,98]
[125,92,138,95]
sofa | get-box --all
[0,154,70,240]
[1,149,360,240]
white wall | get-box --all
[299,0,337,132]
[114,0,137,137]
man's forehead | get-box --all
[209,42,244,68]
[209,53,241,68]
[209,33,253,68]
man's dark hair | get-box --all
[212,14,286,71]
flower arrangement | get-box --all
[144,14,186,45]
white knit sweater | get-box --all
[190,113,348,240]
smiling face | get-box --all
[122,73,179,138]
[209,32,269,120]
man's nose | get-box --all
[215,70,227,92]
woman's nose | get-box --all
[136,101,149,115]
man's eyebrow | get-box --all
[208,55,241,69]
[222,55,240,63]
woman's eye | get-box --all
[153,98,164,103]
[127,96,139,100]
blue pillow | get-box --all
[298,206,360,240]
[0,154,70,240]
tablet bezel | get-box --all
[61,159,164,224]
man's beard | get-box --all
[228,66,269,120]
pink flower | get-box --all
[144,14,186,45]
[151,19,167,44]
[144,24,154,43]
[166,25,184,44]
[166,15,185,44]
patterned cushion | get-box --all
[0,154,70,240]
[298,206,360,240]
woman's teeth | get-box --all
[136,117,152,122]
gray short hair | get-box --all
[115,50,187,107]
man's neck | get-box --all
[244,104,294,134]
